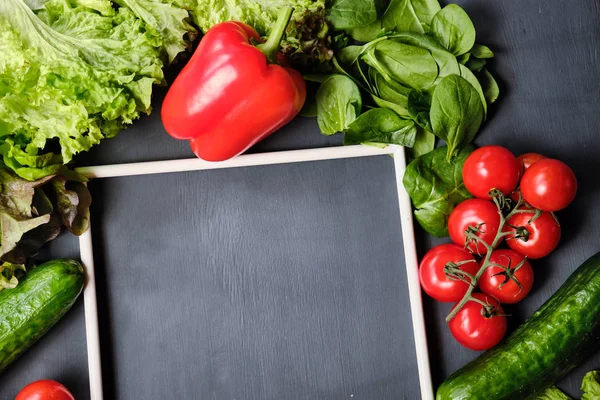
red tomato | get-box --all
[517,153,546,171]
[449,293,507,351]
[504,211,561,259]
[520,158,577,211]
[16,380,74,400]
[462,146,521,199]
[448,199,501,254]
[419,244,479,302]
[479,249,534,304]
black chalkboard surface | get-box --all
[2,0,600,398]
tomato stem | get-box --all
[445,191,531,323]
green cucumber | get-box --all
[0,259,85,373]
[437,251,600,400]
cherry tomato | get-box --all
[419,244,479,302]
[16,380,74,400]
[517,153,546,171]
[449,293,507,351]
[462,145,521,199]
[520,158,577,211]
[448,199,501,255]
[504,211,561,259]
[479,249,534,304]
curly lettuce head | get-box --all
[0,0,173,179]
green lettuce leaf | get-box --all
[0,0,164,173]
[188,0,334,71]
[582,370,600,400]
[529,386,572,400]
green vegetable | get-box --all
[430,4,476,56]
[437,251,600,400]
[470,43,494,59]
[465,57,487,73]
[407,89,433,131]
[382,0,441,34]
[0,0,166,177]
[582,371,600,400]
[402,145,473,237]
[328,0,378,30]
[316,75,362,135]
[364,40,438,90]
[0,259,85,373]
[189,0,333,71]
[459,64,487,115]
[0,164,90,268]
[480,68,500,104]
[344,108,417,146]
[530,387,573,400]
[346,19,384,42]
[409,126,435,159]
[430,75,484,160]
[113,0,197,63]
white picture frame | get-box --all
[75,144,433,400]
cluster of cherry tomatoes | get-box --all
[419,145,577,351]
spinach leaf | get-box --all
[459,64,487,115]
[382,0,441,34]
[430,75,484,160]
[480,68,500,104]
[465,57,487,72]
[407,90,433,132]
[329,0,379,30]
[344,108,417,147]
[409,126,436,159]
[457,52,470,64]
[374,72,410,103]
[372,95,410,118]
[470,44,494,59]
[363,40,438,90]
[430,4,476,56]
[402,145,474,237]
[388,33,460,78]
[316,75,362,135]
[347,20,385,42]
[338,46,364,67]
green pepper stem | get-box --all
[257,6,294,63]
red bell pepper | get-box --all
[161,7,306,162]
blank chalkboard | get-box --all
[85,156,419,399]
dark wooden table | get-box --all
[2,1,600,398]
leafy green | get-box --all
[189,0,333,71]
[403,145,473,237]
[465,57,487,72]
[316,75,362,135]
[529,386,572,400]
[430,75,484,160]
[0,164,90,267]
[328,0,378,30]
[430,4,476,56]
[364,40,438,89]
[470,43,494,59]
[0,0,166,178]
[582,370,600,400]
[480,68,500,104]
[0,262,26,292]
[459,64,487,115]
[409,127,435,159]
[346,19,384,42]
[113,0,197,63]
[382,0,441,34]
[344,108,417,146]
[407,90,432,131]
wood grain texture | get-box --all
[2,0,600,398]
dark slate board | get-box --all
[88,157,418,399]
[3,0,600,398]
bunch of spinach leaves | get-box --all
[311,0,499,236]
